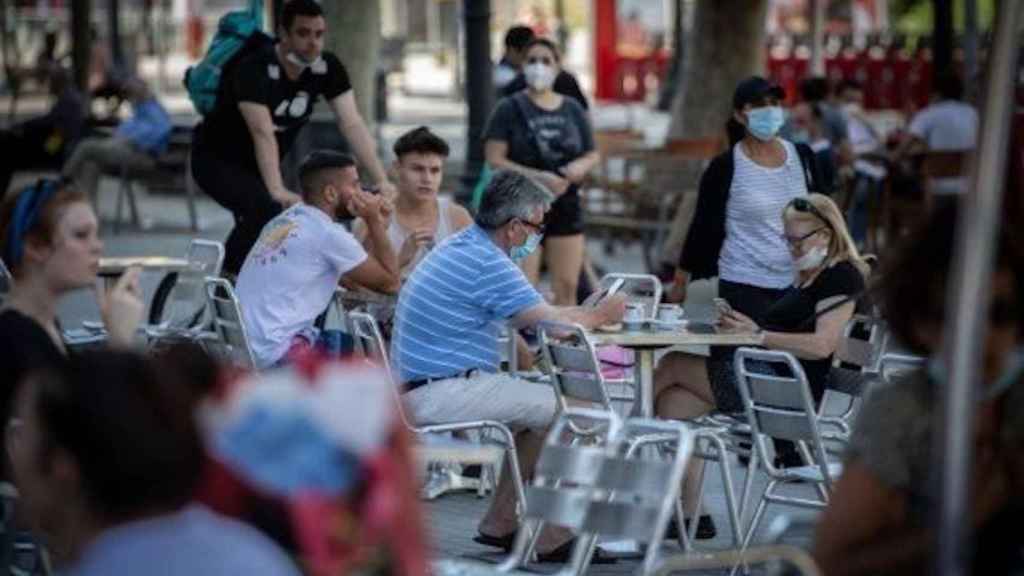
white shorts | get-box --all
[403,372,558,431]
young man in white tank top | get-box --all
[355,127,472,279]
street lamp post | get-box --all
[460,0,493,205]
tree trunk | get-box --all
[321,1,381,130]
[657,0,768,270]
[667,0,769,140]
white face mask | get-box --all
[524,63,556,91]
[794,245,828,271]
[285,50,325,72]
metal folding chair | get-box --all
[345,312,527,523]
[536,320,744,551]
[204,277,256,369]
[653,545,822,576]
[0,259,11,306]
[823,314,890,425]
[435,408,627,576]
[733,348,847,558]
[145,239,225,347]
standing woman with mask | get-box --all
[483,38,600,305]
[663,77,823,476]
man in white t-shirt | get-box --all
[236,151,400,368]
[903,73,978,195]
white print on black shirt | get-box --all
[273,91,310,121]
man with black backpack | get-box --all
[190,0,395,276]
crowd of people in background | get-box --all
[0,0,1012,574]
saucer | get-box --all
[622,319,647,331]
[651,318,686,330]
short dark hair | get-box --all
[298,150,356,200]
[799,76,831,102]
[393,127,450,159]
[281,0,323,32]
[881,203,1024,354]
[935,72,964,100]
[524,38,561,63]
[28,350,203,521]
[504,26,535,51]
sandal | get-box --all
[473,531,516,551]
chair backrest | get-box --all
[582,417,693,575]
[346,311,416,430]
[834,315,889,374]
[507,408,623,572]
[733,347,836,489]
[536,321,613,431]
[204,277,255,369]
[589,273,662,319]
[0,259,11,305]
[160,239,225,330]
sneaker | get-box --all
[665,514,717,540]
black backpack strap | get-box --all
[794,141,822,194]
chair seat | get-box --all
[782,462,843,483]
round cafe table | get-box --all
[98,256,191,280]
[587,321,764,418]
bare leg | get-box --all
[543,234,585,306]
[654,352,716,516]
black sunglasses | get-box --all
[782,227,825,248]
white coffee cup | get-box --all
[657,304,683,322]
[624,302,646,323]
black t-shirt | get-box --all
[194,46,352,168]
[484,92,594,181]
[0,310,65,418]
[500,70,590,110]
[761,260,865,387]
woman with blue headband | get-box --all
[0,179,144,449]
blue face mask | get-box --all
[511,233,543,262]
[746,106,786,141]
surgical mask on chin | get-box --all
[746,106,786,141]
[286,50,325,71]
[523,63,556,91]
[928,346,1024,403]
[794,246,827,271]
[511,233,543,262]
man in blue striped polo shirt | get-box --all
[391,170,625,558]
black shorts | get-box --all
[543,187,584,237]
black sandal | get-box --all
[473,531,516,551]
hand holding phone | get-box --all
[713,297,734,316]
[583,278,626,307]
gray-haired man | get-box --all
[391,170,625,558]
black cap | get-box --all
[732,76,786,110]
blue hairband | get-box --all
[4,179,59,268]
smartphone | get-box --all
[583,278,625,307]
[713,297,734,315]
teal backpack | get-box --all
[184,0,272,116]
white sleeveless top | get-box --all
[387,197,456,279]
